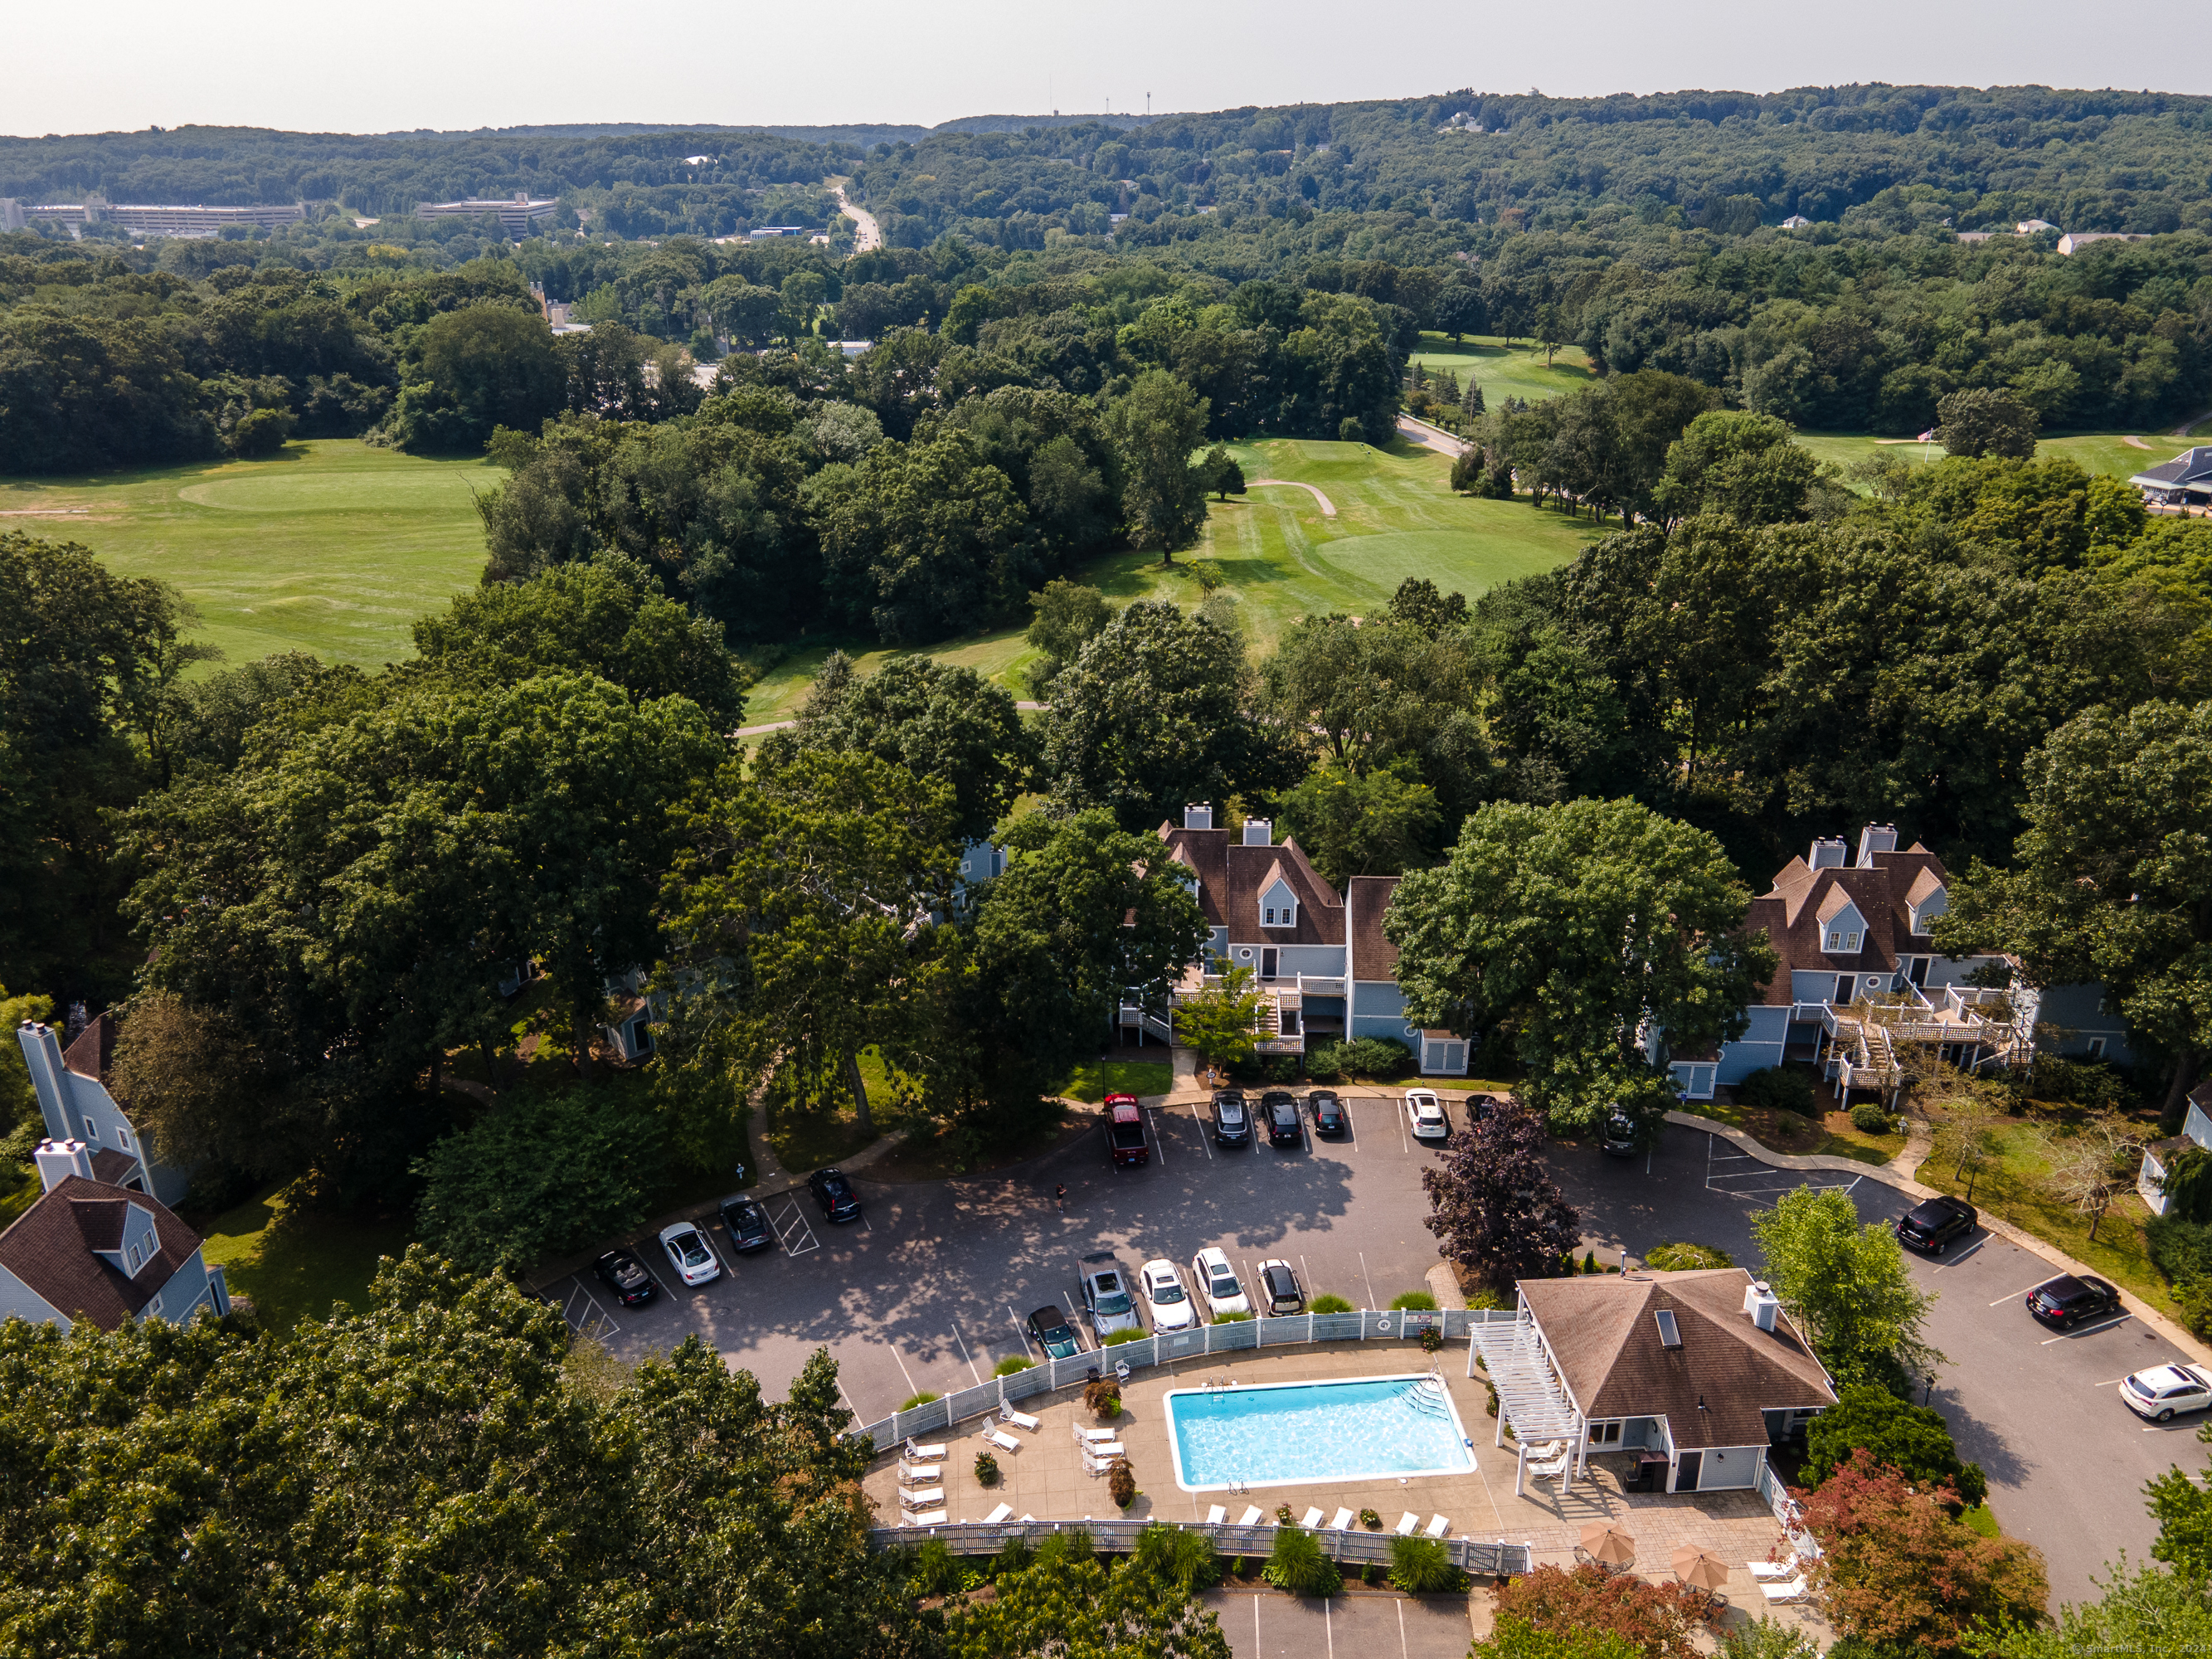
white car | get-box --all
[659,1221,722,1287]
[1190,1247,1252,1319]
[1405,1088,1450,1141]
[2122,1363,2212,1422]
[1138,1258,1197,1332]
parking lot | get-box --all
[1553,1126,2195,1608]
[541,1093,2195,1609]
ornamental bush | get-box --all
[1390,1534,1467,1594]
[1850,1102,1893,1134]
[1265,1525,1343,1597]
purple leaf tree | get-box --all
[1422,1100,1581,1287]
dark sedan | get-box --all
[2026,1272,2123,1330]
[1897,1195,1977,1254]
[1208,1090,1252,1146]
[1028,1304,1082,1360]
[1307,1089,1349,1137]
[1262,1091,1304,1148]
[808,1167,863,1223]
[719,1194,775,1253]
[594,1248,658,1307]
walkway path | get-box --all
[834,184,882,252]
[1247,478,1337,517]
[736,700,1040,738]
[2171,410,2212,438]
[1396,413,1468,457]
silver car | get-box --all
[1081,1262,1143,1337]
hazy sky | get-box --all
[12,0,2206,137]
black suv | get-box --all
[1262,1091,1303,1148]
[719,1194,775,1253]
[1307,1090,1349,1137]
[1896,1195,1976,1255]
[1209,1090,1252,1146]
[2026,1273,2122,1330]
[808,1167,863,1223]
[594,1248,658,1306]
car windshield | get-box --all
[1151,1279,1185,1303]
[1223,1102,1244,1119]
[1095,1290,1133,1315]
[1210,1270,1237,1292]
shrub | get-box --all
[1364,1561,1383,1584]
[1738,1066,1817,1118]
[1339,416,1367,445]
[1421,1326,1445,1352]
[1305,1044,1345,1083]
[1495,1563,1726,1659]
[1391,1291,1439,1311]
[1643,1242,1732,1272]
[1275,1503,1296,1524]
[1034,1528,1094,1568]
[911,1537,961,1596]
[1084,1378,1122,1420]
[994,1355,1036,1376]
[1469,1287,1508,1311]
[1213,1310,1254,1323]
[1101,1326,1148,1346]
[994,1535,1033,1577]
[1806,1384,1987,1506]
[1107,1457,1136,1507]
[1360,1508,1383,1530]
[899,1391,941,1411]
[1310,1293,1354,1313]
[411,1084,667,1273]
[1718,1619,1821,1659]
[1335,1035,1417,1080]
[2148,1214,2212,1282]
[1850,1102,1893,1134]
[1135,1521,1220,1592]
[1266,1525,1344,1597]
[1391,1534,1468,1593]
[1583,1250,1600,1273]
[975,1450,1000,1486]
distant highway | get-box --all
[835,185,882,252]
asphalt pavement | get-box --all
[543,1096,2188,1610]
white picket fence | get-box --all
[858,1306,1519,1453]
[869,1515,1531,1578]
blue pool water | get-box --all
[1164,1374,1475,1491]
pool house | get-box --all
[1475,1268,1836,1496]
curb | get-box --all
[1665,1109,2212,1369]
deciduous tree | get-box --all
[1750,1187,1939,1384]
[1107,368,1209,557]
[1804,1384,1987,1506]
[1493,1562,1723,1659]
[1421,1100,1582,1286]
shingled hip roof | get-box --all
[0,1175,202,1328]
[1519,1268,1835,1449]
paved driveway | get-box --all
[1203,1588,1474,1659]
[1553,1127,2192,1608]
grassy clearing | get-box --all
[1,439,502,669]
[1407,333,1600,406]
[197,1185,413,1335]
[1686,1095,1903,1165]
[1062,1059,1174,1102]
[1921,1113,2171,1315]
[1798,431,2188,489]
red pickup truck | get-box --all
[1104,1094,1150,1167]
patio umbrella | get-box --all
[1580,1523,1637,1565]
[1671,1545,1730,1591]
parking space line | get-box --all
[1398,1598,1408,1658]
[561,1278,620,1340]
[2096,1377,2127,1386]
[2044,1315,2132,1345]
[1935,1239,1986,1268]
[1992,1282,2048,1306]
[950,1322,982,1385]
[1359,1251,1378,1310]
[887,1340,917,1394]
[1146,1108,1169,1167]
[1397,1102,1409,1156]
[1194,1107,1213,1160]
[1009,1304,1032,1354]
[771,1199,820,1258]
[1325,1593,1334,1659]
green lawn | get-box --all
[0,438,501,669]
[745,437,1597,722]
[1407,333,1600,407]
[198,1184,414,1334]
[1798,431,2190,488]
[1062,1059,1174,1102]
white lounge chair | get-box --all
[1082,1439,1127,1458]
[984,1502,1014,1525]
[1239,1505,1265,1525]
[1760,1577,1809,1604]
[1206,1505,1228,1524]
[900,1486,946,1508]
[1018,1514,1035,1522]
[1425,1515,1450,1539]
[906,1508,947,1525]
[1395,1512,1420,1535]
[905,1438,946,1461]
[999,1404,1041,1432]
[1748,1561,1796,1582]
[1330,1507,1354,1530]
[1074,1423,1118,1443]
[1300,1506,1325,1528]
[984,1428,1021,1453]
[897,1460,937,1483]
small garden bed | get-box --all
[1687,1095,1902,1164]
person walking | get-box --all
[1054,1182,1068,1210]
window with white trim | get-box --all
[129,1241,143,1271]
[1824,931,1860,953]
[1587,1420,1623,1444]
[116,1129,130,1150]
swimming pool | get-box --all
[1164,1374,1475,1492]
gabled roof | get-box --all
[62,1010,117,1086]
[0,1175,201,1328]
[1346,874,1401,980]
[1740,842,1950,1003]
[1154,824,1344,945]
[1519,1268,1835,1448]
[2131,448,2212,489]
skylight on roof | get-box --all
[1655,1309,1681,1349]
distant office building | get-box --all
[415,192,561,236]
[1,198,304,239]
[748,226,812,239]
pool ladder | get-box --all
[1403,1374,1451,1418]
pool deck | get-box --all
[867,1340,1827,1628]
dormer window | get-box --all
[1262,902,1295,928]
[1825,930,1860,953]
